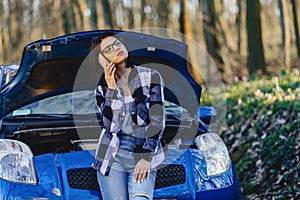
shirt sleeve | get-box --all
[142,70,165,152]
[95,85,117,134]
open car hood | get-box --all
[0,30,201,118]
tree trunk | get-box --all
[127,3,135,29]
[278,0,291,72]
[291,0,300,58]
[72,0,84,30]
[8,0,23,47]
[260,1,267,63]
[215,0,237,52]
[140,0,147,27]
[157,0,169,29]
[179,0,201,84]
[214,0,234,82]
[179,0,185,40]
[237,0,247,63]
[202,0,219,57]
[88,0,98,29]
[168,0,180,34]
[61,0,78,33]
[101,0,114,29]
[196,1,205,46]
[51,0,64,35]
[246,0,266,74]
[202,0,231,82]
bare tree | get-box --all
[178,0,201,83]
[202,0,235,82]
[88,0,98,29]
[157,0,169,29]
[201,0,220,60]
[278,0,291,72]
[72,0,84,30]
[214,0,234,82]
[246,0,266,74]
[60,0,75,33]
[215,0,237,52]
[196,0,205,46]
[237,0,247,62]
[101,0,114,28]
[126,1,135,29]
[291,0,300,58]
[140,0,147,27]
[8,0,24,47]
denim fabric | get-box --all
[97,134,156,200]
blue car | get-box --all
[0,30,242,199]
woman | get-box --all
[91,31,166,200]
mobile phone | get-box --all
[98,52,110,68]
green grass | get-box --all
[203,70,300,199]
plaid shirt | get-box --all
[92,65,166,175]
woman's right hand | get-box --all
[99,53,116,89]
[104,62,116,89]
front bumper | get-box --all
[0,149,241,200]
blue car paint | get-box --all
[0,148,240,199]
[0,154,63,199]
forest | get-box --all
[1,0,299,199]
[1,0,300,79]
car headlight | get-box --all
[194,133,230,177]
[0,139,37,184]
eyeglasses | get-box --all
[102,40,122,54]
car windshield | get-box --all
[8,90,191,118]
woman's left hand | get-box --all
[134,159,151,183]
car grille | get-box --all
[67,164,186,191]
[155,164,186,189]
[67,168,99,191]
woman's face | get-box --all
[99,36,128,64]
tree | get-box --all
[291,0,300,58]
[237,0,247,63]
[246,0,266,74]
[101,0,114,28]
[201,0,219,58]
[214,0,234,82]
[201,0,235,82]
[278,0,291,72]
[178,0,201,84]
[88,0,98,29]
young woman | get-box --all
[91,31,166,200]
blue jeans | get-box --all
[97,135,156,200]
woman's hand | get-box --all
[99,53,116,89]
[134,159,151,183]
[104,62,116,89]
